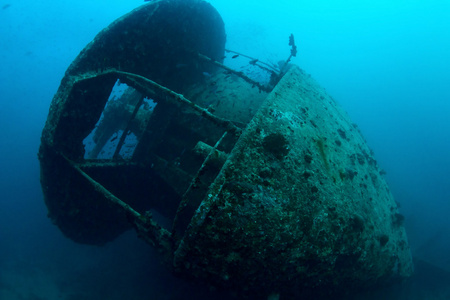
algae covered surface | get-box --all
[174,66,413,297]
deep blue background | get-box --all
[1,0,449,299]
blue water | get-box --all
[1,0,449,299]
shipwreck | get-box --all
[38,0,413,298]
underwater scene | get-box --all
[1,0,449,299]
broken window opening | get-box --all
[83,79,156,160]
[75,76,241,236]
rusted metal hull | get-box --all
[174,66,413,297]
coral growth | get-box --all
[263,133,290,159]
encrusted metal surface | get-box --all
[173,66,413,297]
